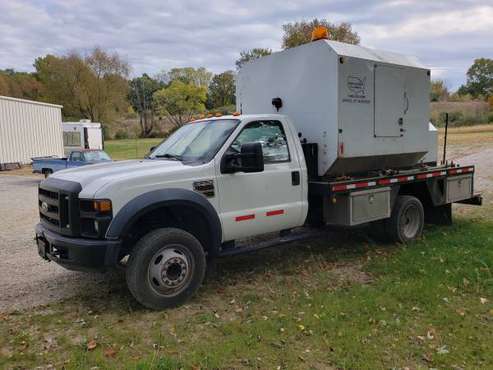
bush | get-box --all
[489,112,493,123]
[430,101,491,127]
[114,129,129,140]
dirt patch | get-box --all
[0,165,42,178]
[0,175,124,313]
[328,263,373,285]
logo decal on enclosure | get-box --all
[41,202,49,212]
[347,76,367,95]
[343,75,370,104]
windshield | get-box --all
[149,119,239,163]
[84,151,111,161]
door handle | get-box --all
[292,171,300,186]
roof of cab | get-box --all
[191,113,282,123]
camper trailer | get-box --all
[62,120,103,155]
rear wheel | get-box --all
[385,195,424,243]
[126,228,206,310]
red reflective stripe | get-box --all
[266,209,284,216]
[332,184,347,192]
[397,176,409,182]
[379,178,391,185]
[448,169,458,175]
[235,214,255,222]
[417,174,428,180]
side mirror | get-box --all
[221,142,264,174]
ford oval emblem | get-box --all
[41,202,49,212]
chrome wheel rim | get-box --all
[148,244,194,297]
[400,204,420,239]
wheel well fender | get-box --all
[106,188,222,256]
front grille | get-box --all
[38,179,81,236]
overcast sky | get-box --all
[0,0,491,90]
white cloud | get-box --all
[0,0,491,90]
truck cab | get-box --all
[36,115,308,308]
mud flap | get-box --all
[425,204,452,226]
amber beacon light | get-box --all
[311,26,329,42]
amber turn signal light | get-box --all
[93,199,112,213]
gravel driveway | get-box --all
[0,175,122,312]
[0,144,491,312]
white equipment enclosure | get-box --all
[62,120,103,155]
[237,39,437,177]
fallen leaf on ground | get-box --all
[437,345,449,354]
[480,297,488,304]
[87,340,97,351]
[104,347,117,358]
[456,309,465,317]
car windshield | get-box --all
[149,119,240,163]
[84,151,111,161]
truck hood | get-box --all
[52,159,187,189]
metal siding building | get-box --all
[0,96,64,165]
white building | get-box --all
[0,95,64,166]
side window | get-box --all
[230,120,290,163]
[71,152,82,161]
[63,131,81,146]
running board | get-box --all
[218,228,327,257]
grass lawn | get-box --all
[1,215,492,369]
[104,138,163,160]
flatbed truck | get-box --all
[35,35,482,309]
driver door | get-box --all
[215,119,306,241]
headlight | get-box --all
[79,199,113,239]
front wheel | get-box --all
[126,228,206,310]
[385,195,424,243]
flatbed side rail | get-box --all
[311,165,475,194]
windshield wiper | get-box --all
[154,153,183,161]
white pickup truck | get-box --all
[35,39,481,309]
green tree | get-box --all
[35,48,129,123]
[153,80,207,128]
[207,71,235,109]
[430,80,449,102]
[164,67,212,87]
[282,18,360,49]
[458,58,493,99]
[128,74,163,137]
[34,53,91,118]
[235,48,272,70]
[0,69,42,100]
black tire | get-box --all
[126,228,206,310]
[384,195,424,243]
[43,169,53,178]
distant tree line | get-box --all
[1,18,492,137]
